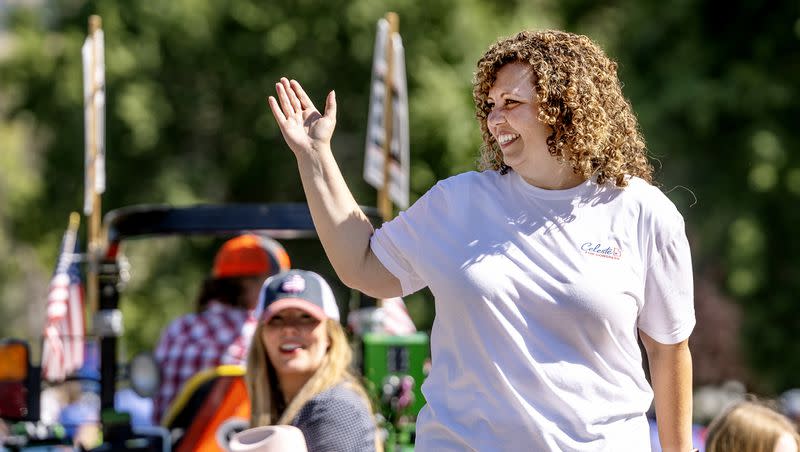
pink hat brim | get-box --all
[261,298,327,323]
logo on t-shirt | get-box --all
[581,242,622,260]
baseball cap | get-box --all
[212,234,290,279]
[255,270,340,323]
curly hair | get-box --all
[473,30,652,187]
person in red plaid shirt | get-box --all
[152,234,290,423]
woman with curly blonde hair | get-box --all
[267,29,695,451]
[473,30,652,187]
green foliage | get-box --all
[0,0,559,358]
[1,0,799,392]
[560,0,800,392]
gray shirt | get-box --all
[291,383,376,452]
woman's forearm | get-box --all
[641,333,694,452]
[295,145,401,298]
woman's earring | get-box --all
[499,163,510,175]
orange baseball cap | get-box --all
[212,234,290,279]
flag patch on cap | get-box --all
[280,274,306,293]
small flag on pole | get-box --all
[41,212,85,382]
[82,19,105,215]
[363,17,410,210]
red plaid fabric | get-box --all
[153,301,256,423]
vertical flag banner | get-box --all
[82,15,105,320]
[42,213,85,382]
[363,17,410,210]
[391,34,410,209]
[82,22,105,215]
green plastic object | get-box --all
[361,332,429,418]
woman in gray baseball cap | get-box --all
[245,269,380,452]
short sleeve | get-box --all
[371,182,449,296]
[293,392,376,452]
[638,218,696,344]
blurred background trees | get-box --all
[1,0,798,394]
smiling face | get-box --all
[486,61,584,189]
[262,308,329,383]
[486,62,551,175]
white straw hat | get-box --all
[229,425,308,452]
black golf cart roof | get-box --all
[103,203,383,244]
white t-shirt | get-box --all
[371,170,695,452]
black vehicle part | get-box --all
[96,203,382,412]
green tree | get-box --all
[3,0,799,394]
[0,0,559,357]
[558,0,800,392]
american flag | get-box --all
[281,274,306,293]
[41,213,85,382]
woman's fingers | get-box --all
[267,96,286,123]
[281,78,303,113]
[270,78,333,137]
[290,79,315,110]
[268,79,337,153]
[275,82,295,117]
[324,90,337,121]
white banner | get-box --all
[82,29,106,215]
[363,19,410,209]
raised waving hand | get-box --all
[264,76,401,299]
[268,78,337,156]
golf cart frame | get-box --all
[97,202,384,413]
[2,202,424,451]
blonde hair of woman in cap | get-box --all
[706,400,800,452]
[245,270,380,452]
